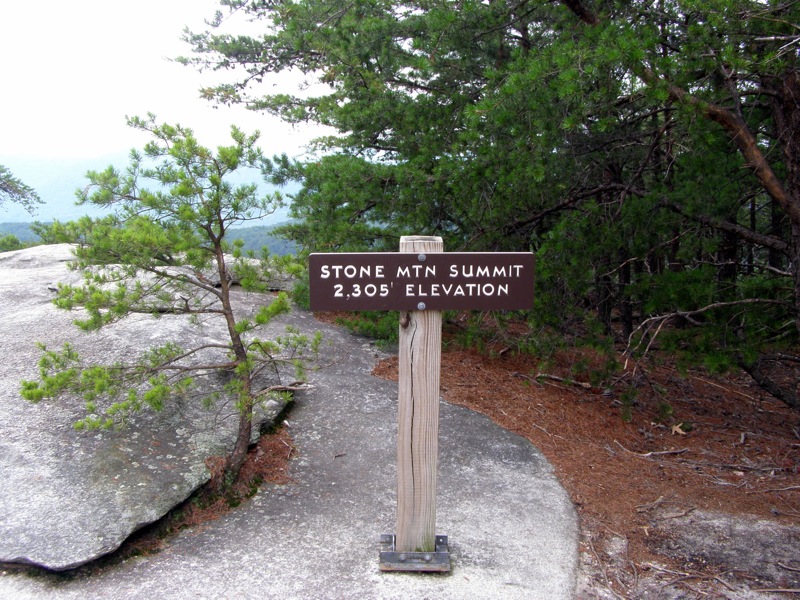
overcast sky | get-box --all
[0,1,323,221]
[0,0,321,158]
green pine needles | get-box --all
[21,115,319,480]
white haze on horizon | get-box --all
[0,0,324,223]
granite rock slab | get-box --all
[0,244,287,570]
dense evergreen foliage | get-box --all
[181,0,800,407]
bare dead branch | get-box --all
[626,298,792,360]
[746,485,800,494]
[527,372,593,389]
[614,441,689,458]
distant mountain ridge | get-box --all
[0,222,38,243]
[0,222,298,256]
[1,154,298,255]
[0,153,295,223]
[228,223,298,256]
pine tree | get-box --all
[21,115,319,480]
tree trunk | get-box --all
[738,355,800,410]
[620,250,633,338]
[598,271,614,335]
[213,243,254,483]
[775,70,800,333]
[791,224,800,336]
[770,199,787,270]
[227,406,254,483]
[717,222,738,301]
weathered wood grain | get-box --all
[395,236,443,553]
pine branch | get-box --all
[661,201,789,254]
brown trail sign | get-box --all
[308,236,535,573]
[309,249,535,312]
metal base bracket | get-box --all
[378,534,451,572]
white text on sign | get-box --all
[309,252,535,312]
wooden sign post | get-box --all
[394,236,443,563]
[308,236,535,572]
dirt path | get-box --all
[373,340,800,598]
